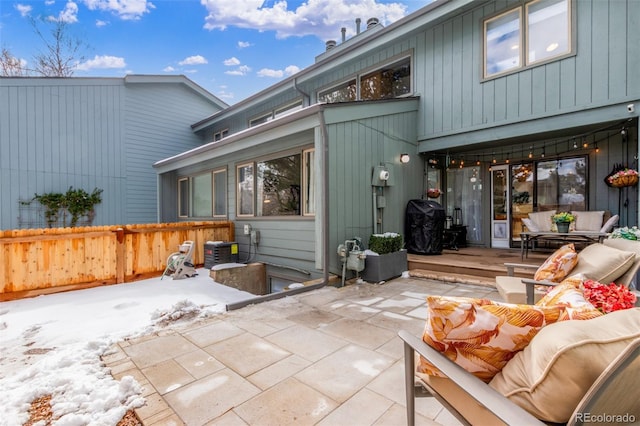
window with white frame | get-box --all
[177,168,227,218]
[318,79,357,103]
[213,129,229,142]
[237,148,315,217]
[249,100,303,127]
[360,58,411,100]
[484,0,571,78]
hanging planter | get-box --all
[607,168,639,188]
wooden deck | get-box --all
[407,247,549,287]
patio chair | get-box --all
[399,308,640,426]
[496,238,640,304]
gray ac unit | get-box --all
[204,241,239,269]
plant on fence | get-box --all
[28,187,103,227]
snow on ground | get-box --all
[0,269,254,426]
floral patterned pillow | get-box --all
[533,243,578,282]
[418,295,567,382]
[536,280,603,321]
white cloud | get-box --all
[163,65,175,72]
[45,0,55,4]
[200,0,408,40]
[15,4,32,17]
[257,68,283,78]
[96,19,109,27]
[81,0,155,21]
[178,55,208,66]
[284,65,300,76]
[75,55,126,71]
[225,65,251,76]
[57,1,79,23]
[184,69,198,74]
[237,41,251,49]
[223,57,240,66]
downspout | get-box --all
[318,105,330,288]
[293,77,311,106]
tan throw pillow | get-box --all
[528,211,555,232]
[603,238,640,285]
[489,308,640,423]
[572,243,635,283]
[572,210,605,231]
[417,295,567,383]
[533,243,578,282]
[521,218,539,232]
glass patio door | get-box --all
[491,166,510,248]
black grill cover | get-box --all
[405,199,445,255]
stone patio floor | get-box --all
[103,276,502,426]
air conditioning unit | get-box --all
[204,241,239,269]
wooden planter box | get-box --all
[361,250,408,283]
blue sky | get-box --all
[1,0,426,104]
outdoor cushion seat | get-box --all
[399,307,640,426]
[496,240,640,304]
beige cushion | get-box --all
[600,214,619,233]
[528,211,555,232]
[571,243,635,283]
[521,218,539,232]
[602,238,640,285]
[489,308,640,423]
[495,276,546,304]
[572,210,605,231]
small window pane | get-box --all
[257,154,301,216]
[192,173,212,217]
[485,9,521,77]
[303,149,316,215]
[318,80,357,103]
[237,164,254,215]
[526,0,570,65]
[360,58,411,100]
[213,170,227,216]
[536,157,586,211]
[178,178,189,217]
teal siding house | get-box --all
[0,75,227,228]
[155,0,640,287]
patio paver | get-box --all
[105,276,502,425]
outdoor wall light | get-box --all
[400,153,410,164]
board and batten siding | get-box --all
[0,77,223,230]
[414,0,640,141]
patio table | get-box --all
[520,231,609,259]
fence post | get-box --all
[116,227,125,283]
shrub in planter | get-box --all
[362,232,408,283]
[368,232,403,254]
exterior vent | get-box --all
[367,17,380,29]
[204,241,239,269]
[326,40,337,50]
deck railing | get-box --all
[0,221,235,299]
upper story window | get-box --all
[249,100,303,127]
[213,129,229,142]
[484,0,571,79]
[319,55,411,103]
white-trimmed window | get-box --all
[249,100,303,127]
[213,129,229,142]
[360,58,411,100]
[318,79,357,103]
[237,148,315,217]
[484,0,571,78]
[237,163,254,216]
[177,168,227,218]
[249,113,272,128]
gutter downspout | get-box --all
[293,77,311,107]
[318,105,330,288]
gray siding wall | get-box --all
[0,78,222,230]
[415,0,640,140]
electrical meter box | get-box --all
[204,241,239,269]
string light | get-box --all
[528,146,533,159]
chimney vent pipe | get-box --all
[341,27,346,42]
[356,18,361,34]
[366,17,379,29]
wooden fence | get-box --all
[0,221,235,300]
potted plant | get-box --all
[361,232,408,282]
[552,212,575,233]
